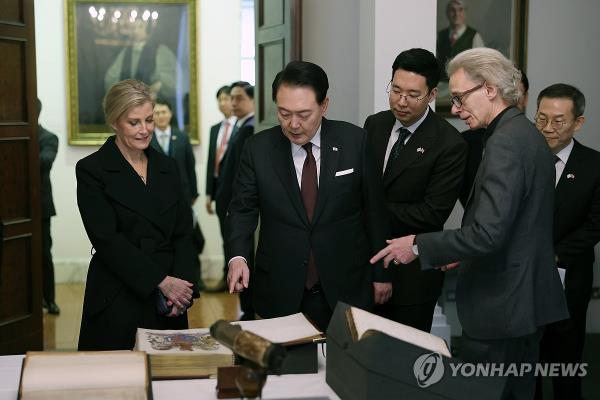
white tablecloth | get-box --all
[0,351,340,400]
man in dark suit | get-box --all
[534,84,599,400]
[150,98,198,205]
[205,86,236,258]
[214,81,255,317]
[364,48,467,332]
[372,48,568,400]
[150,98,203,290]
[227,61,391,331]
[38,99,60,315]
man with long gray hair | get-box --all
[371,48,568,399]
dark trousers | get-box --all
[374,299,437,332]
[299,284,332,332]
[535,295,590,400]
[462,329,543,400]
[41,218,55,303]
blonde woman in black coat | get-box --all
[76,79,197,350]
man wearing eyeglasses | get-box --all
[459,70,529,206]
[363,48,467,332]
[371,48,568,400]
[534,84,599,400]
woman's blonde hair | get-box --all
[448,48,522,106]
[103,79,154,128]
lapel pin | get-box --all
[332,146,338,151]
[417,147,425,154]
[172,136,177,140]
[567,173,575,179]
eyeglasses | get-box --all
[534,116,570,131]
[450,82,485,108]
[386,82,429,104]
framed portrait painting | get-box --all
[435,0,528,115]
[66,0,198,145]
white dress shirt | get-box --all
[554,139,574,186]
[291,126,322,187]
[214,116,237,162]
[155,125,172,154]
[382,107,429,174]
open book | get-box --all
[234,312,324,345]
[134,328,234,379]
[18,351,151,400]
[346,307,451,358]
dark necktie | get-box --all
[384,127,412,176]
[301,142,319,289]
[553,155,561,164]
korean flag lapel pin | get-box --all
[417,147,425,154]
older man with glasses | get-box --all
[371,48,568,400]
[534,84,600,400]
[363,48,467,333]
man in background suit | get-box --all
[372,48,568,400]
[364,48,467,332]
[38,99,60,315]
[150,98,203,291]
[215,81,255,318]
[205,85,236,292]
[150,98,198,205]
[227,61,391,331]
[534,84,600,400]
[459,70,528,206]
[206,86,236,264]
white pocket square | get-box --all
[335,168,354,177]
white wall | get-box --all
[302,0,437,126]
[34,0,242,280]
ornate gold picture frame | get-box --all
[65,0,198,145]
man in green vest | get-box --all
[437,0,484,81]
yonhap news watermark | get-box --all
[413,352,588,388]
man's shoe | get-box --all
[47,302,60,315]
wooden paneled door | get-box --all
[254,0,302,133]
[0,0,43,353]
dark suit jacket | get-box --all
[150,127,198,205]
[459,128,485,207]
[417,107,568,339]
[214,115,255,220]
[76,136,197,350]
[39,125,58,218]
[226,118,390,318]
[205,121,222,199]
[364,109,467,304]
[555,140,600,310]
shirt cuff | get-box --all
[228,256,248,267]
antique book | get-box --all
[135,328,234,379]
[234,312,324,345]
[18,351,151,400]
[346,306,451,357]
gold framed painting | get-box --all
[435,0,528,116]
[65,0,198,145]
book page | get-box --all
[135,328,233,356]
[349,307,451,358]
[20,351,148,393]
[234,313,323,345]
